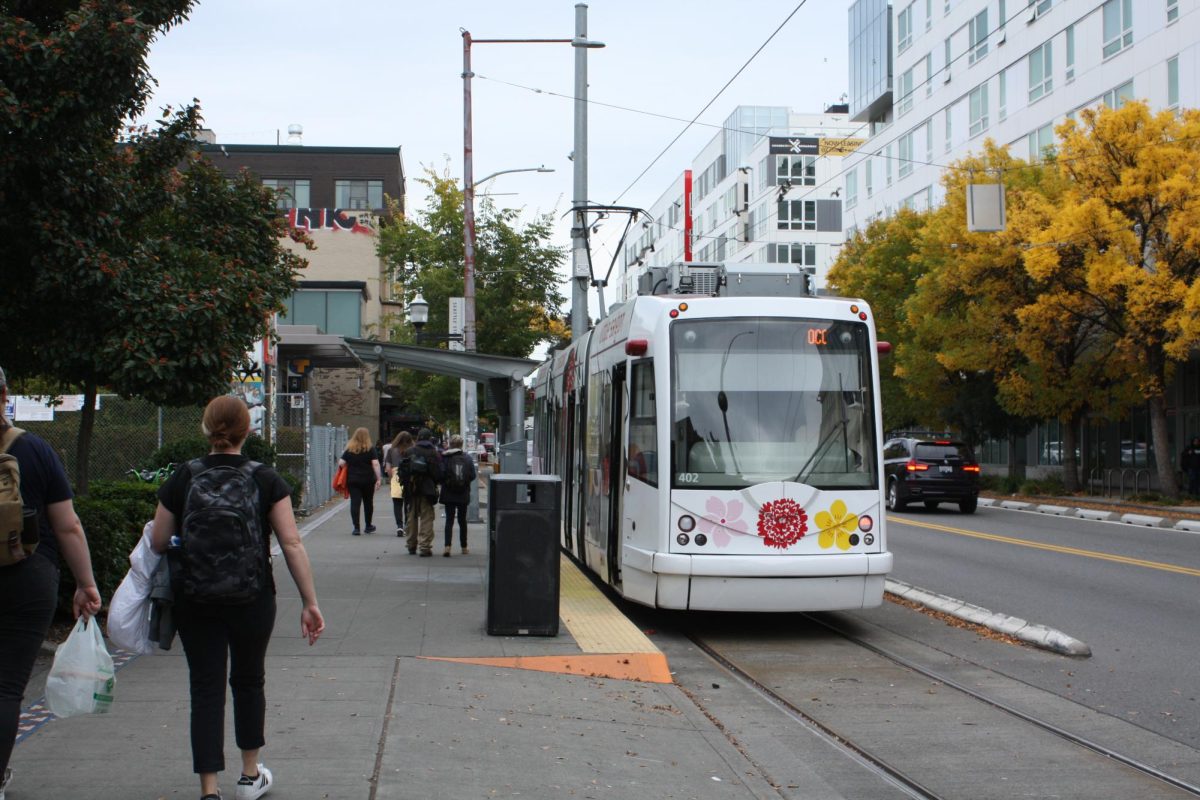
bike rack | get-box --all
[1097,467,1151,499]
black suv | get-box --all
[882,437,980,513]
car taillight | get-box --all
[963,464,981,473]
[905,459,928,472]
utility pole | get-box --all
[570,3,591,340]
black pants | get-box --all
[348,481,375,529]
[0,555,58,779]
[443,502,468,547]
[175,590,277,774]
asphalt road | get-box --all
[875,504,1200,748]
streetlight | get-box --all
[474,166,554,193]
[406,293,463,346]
[461,6,603,458]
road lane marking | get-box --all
[891,517,1200,577]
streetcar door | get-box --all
[563,394,576,552]
[605,363,626,586]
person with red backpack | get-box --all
[151,395,324,800]
[438,435,477,557]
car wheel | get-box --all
[959,496,978,514]
[924,500,940,511]
[887,480,906,511]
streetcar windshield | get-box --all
[670,317,877,490]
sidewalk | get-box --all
[9,487,775,800]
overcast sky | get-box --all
[144,0,849,309]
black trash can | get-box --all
[487,474,561,636]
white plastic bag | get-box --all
[45,616,115,718]
[106,521,159,654]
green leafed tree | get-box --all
[0,2,307,491]
[376,167,567,423]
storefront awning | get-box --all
[276,325,364,369]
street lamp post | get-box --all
[461,6,603,448]
[406,293,463,346]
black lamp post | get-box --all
[407,293,463,346]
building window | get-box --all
[1029,41,1053,102]
[945,107,953,153]
[865,159,874,197]
[925,53,934,97]
[999,68,1008,121]
[282,289,362,339]
[1029,0,1051,17]
[886,142,894,186]
[944,37,952,81]
[776,155,816,186]
[969,84,989,136]
[925,118,933,163]
[335,179,383,210]
[768,243,817,266]
[968,9,989,64]
[1102,79,1134,108]
[263,178,311,209]
[898,68,915,117]
[1028,123,1054,160]
[898,3,913,52]
[1065,25,1075,81]
[898,132,914,179]
[846,168,858,209]
[1102,0,1132,59]
[778,200,816,230]
[1167,0,1179,24]
[925,0,933,29]
[1168,56,1180,109]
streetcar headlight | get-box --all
[678,514,696,532]
[858,515,873,532]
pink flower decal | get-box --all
[697,496,749,547]
[756,498,809,549]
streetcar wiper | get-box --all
[717,330,754,476]
[792,374,850,485]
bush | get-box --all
[279,470,303,510]
[64,496,145,618]
[147,433,276,469]
[979,474,1023,494]
[1018,476,1067,496]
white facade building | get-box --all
[615,106,864,302]
[842,0,1196,232]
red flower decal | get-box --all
[756,498,809,549]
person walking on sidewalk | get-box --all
[338,428,382,535]
[151,395,324,800]
[0,366,102,800]
[439,435,476,557]
[1182,437,1200,496]
[384,431,413,538]
[404,428,444,557]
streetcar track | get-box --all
[686,618,1200,799]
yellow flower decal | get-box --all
[815,499,857,551]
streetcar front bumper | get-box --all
[621,546,893,612]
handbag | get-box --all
[106,522,159,654]
[332,463,349,498]
[46,616,115,718]
[390,468,405,499]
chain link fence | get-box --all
[18,393,348,515]
[16,396,204,483]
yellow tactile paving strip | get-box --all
[421,556,672,683]
[558,555,660,654]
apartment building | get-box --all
[842,0,1200,481]
[616,105,863,301]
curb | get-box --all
[981,497,1200,530]
[886,579,1091,657]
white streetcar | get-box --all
[532,262,893,612]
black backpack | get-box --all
[171,459,267,604]
[446,454,471,490]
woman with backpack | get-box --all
[151,395,324,800]
[384,431,414,537]
[338,427,382,535]
[438,435,477,557]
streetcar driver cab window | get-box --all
[670,317,877,490]
[628,360,658,486]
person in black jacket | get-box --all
[438,435,477,556]
[404,429,443,556]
